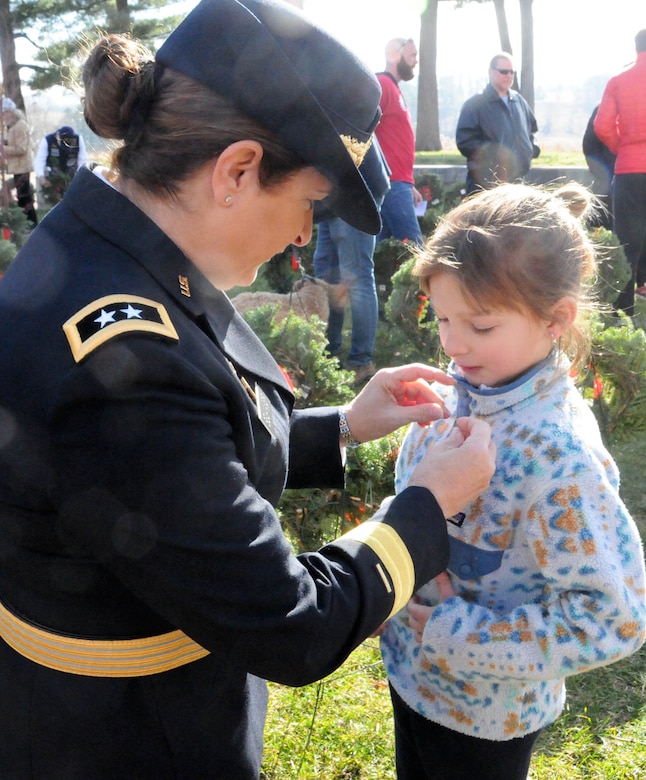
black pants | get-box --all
[613,173,646,315]
[12,173,37,226]
[390,685,541,780]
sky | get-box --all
[300,0,646,88]
[22,0,646,97]
[19,0,646,150]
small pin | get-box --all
[442,416,456,437]
[227,360,256,402]
[178,275,191,297]
[240,375,257,402]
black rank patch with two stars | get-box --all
[63,294,179,363]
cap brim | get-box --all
[317,165,381,234]
[270,99,381,234]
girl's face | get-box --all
[428,272,554,388]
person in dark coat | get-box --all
[34,124,89,205]
[456,52,540,195]
[582,105,616,230]
[0,1,495,777]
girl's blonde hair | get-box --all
[413,182,598,369]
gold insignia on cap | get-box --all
[340,134,373,168]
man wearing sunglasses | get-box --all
[456,53,540,195]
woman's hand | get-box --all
[406,417,496,518]
[342,363,454,444]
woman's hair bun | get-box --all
[82,34,154,140]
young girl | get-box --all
[380,183,646,780]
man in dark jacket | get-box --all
[34,125,89,206]
[456,53,540,195]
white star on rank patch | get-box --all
[121,304,143,319]
[94,309,116,328]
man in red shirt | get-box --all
[375,38,423,246]
[595,29,646,315]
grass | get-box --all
[262,641,396,780]
[261,434,646,779]
[415,149,587,168]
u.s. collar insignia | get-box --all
[63,294,179,363]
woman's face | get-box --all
[208,166,332,290]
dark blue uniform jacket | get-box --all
[0,168,448,778]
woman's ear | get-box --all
[547,296,577,339]
[210,140,264,206]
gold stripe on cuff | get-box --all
[342,521,414,619]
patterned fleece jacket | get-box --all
[381,351,646,741]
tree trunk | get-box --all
[519,0,535,109]
[492,0,520,91]
[491,0,521,92]
[416,0,441,151]
[112,0,133,31]
[0,0,25,111]
[493,0,513,53]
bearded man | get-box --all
[375,38,423,246]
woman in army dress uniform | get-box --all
[0,1,495,777]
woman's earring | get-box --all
[549,331,557,341]
[224,194,232,204]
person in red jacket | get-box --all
[595,29,646,315]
